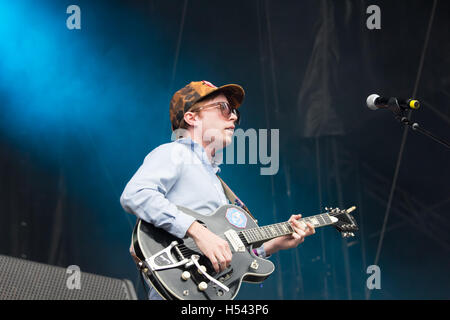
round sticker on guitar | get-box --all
[226,208,247,228]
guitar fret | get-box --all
[316,215,326,226]
[271,225,277,236]
[257,228,262,240]
[259,227,266,239]
[247,230,255,242]
[254,228,260,241]
[272,225,280,237]
[272,224,278,236]
[285,222,294,233]
[276,224,284,235]
[253,229,258,241]
[302,217,311,226]
[259,227,267,240]
[242,230,249,243]
[255,228,262,240]
[243,230,249,242]
[322,214,332,225]
[253,228,260,241]
[247,230,252,242]
[245,230,251,242]
[313,217,322,227]
[258,228,265,240]
[269,226,276,236]
[254,229,260,241]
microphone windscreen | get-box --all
[366,94,380,110]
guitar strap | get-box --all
[216,174,257,222]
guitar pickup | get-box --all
[224,230,246,252]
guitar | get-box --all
[131,204,358,300]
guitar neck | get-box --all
[240,213,336,245]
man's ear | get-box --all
[184,111,199,127]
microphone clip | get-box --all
[387,97,407,120]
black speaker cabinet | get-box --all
[0,255,137,300]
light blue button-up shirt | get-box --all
[120,137,229,239]
[120,137,268,299]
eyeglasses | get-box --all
[195,101,240,125]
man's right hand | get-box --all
[186,221,232,273]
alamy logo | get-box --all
[66,5,81,30]
[366,5,381,30]
[366,265,381,290]
[66,265,81,290]
[171,128,279,176]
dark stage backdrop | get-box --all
[0,0,449,299]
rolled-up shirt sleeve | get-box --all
[120,144,196,239]
[254,245,271,259]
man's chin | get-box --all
[223,135,234,147]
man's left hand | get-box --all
[263,214,315,255]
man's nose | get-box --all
[229,111,238,122]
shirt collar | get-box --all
[175,137,221,174]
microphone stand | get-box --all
[389,98,450,150]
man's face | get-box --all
[194,93,238,150]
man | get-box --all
[120,80,315,299]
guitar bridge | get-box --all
[145,241,190,271]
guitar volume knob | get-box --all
[181,271,191,281]
[197,265,207,274]
[198,281,208,291]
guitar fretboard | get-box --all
[239,213,335,245]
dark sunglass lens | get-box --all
[234,108,240,125]
[219,102,240,124]
[220,102,231,114]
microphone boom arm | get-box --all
[389,98,450,150]
[399,116,450,150]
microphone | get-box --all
[366,94,420,111]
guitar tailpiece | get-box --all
[145,241,190,272]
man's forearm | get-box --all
[186,221,203,240]
[261,238,280,256]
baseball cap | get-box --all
[169,80,245,131]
